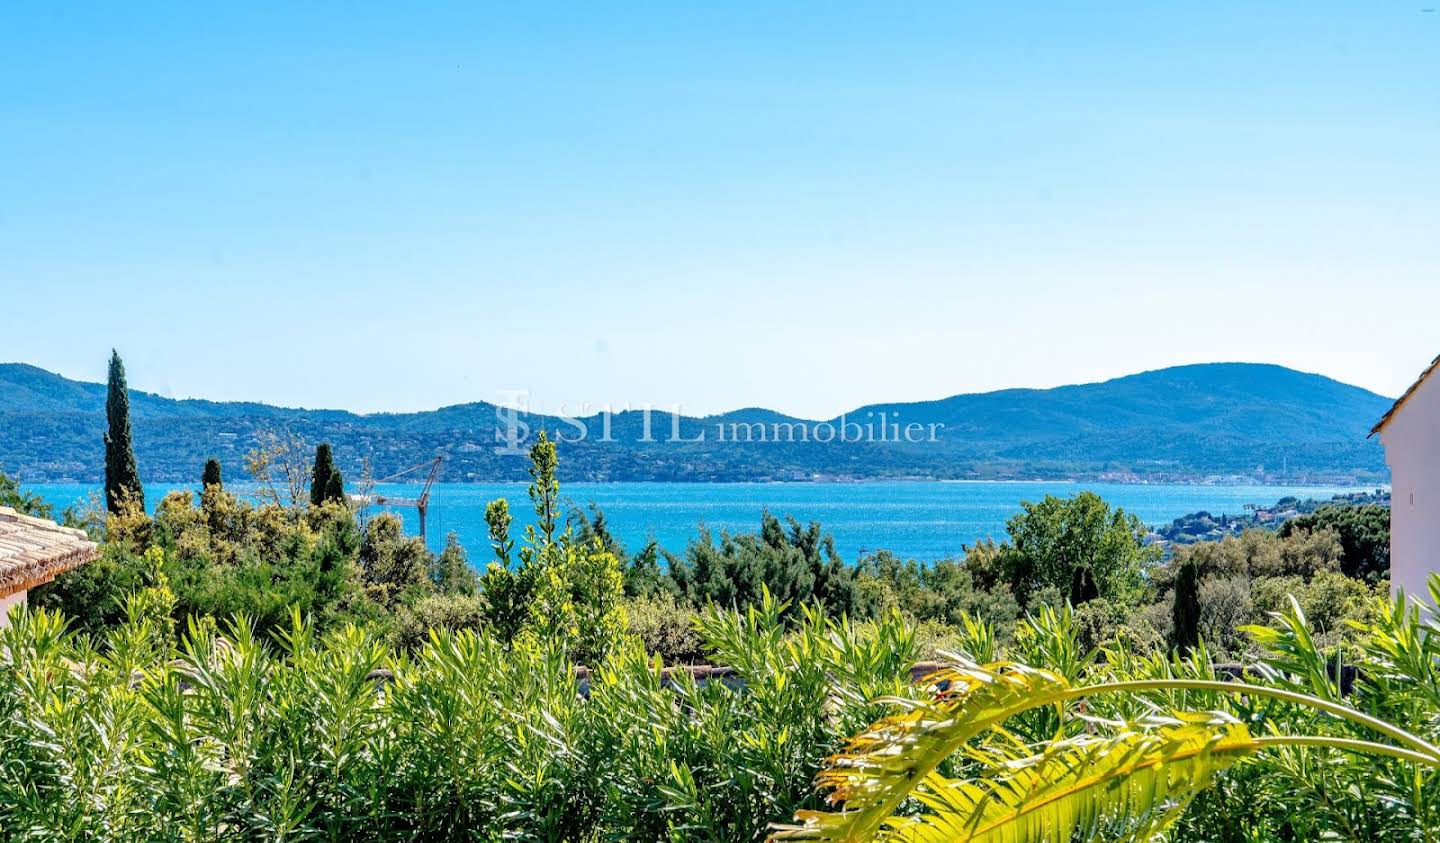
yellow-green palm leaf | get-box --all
[880,714,1257,843]
[778,661,1074,841]
[775,659,1440,843]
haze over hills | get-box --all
[0,361,1392,484]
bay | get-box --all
[27,481,1380,562]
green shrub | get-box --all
[624,591,704,663]
[0,592,921,842]
[1280,503,1390,584]
[392,592,487,651]
[667,512,859,617]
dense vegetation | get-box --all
[16,431,1387,673]
[0,361,1390,482]
[5,556,1437,840]
[1,593,923,841]
[778,583,1440,842]
[0,374,1418,840]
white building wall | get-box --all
[0,590,26,628]
[1381,370,1440,602]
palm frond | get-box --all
[774,661,1073,841]
[782,712,1258,843]
[773,653,1440,843]
[883,713,1258,843]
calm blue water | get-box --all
[27,481,1379,562]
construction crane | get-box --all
[349,456,444,542]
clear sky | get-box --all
[2,3,1436,419]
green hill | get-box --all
[0,362,1391,483]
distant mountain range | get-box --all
[0,362,1392,484]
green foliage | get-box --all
[568,501,625,561]
[5,456,1428,841]
[484,497,513,565]
[1196,574,1253,655]
[124,545,178,652]
[1280,503,1391,584]
[779,581,1440,843]
[526,431,560,547]
[309,442,342,506]
[623,591,704,663]
[431,531,477,595]
[1250,570,1379,652]
[0,470,53,519]
[668,512,859,617]
[201,457,222,490]
[623,539,666,598]
[0,590,923,842]
[392,591,487,651]
[325,466,344,502]
[562,538,628,665]
[35,491,378,641]
[1189,524,1345,579]
[1154,526,1379,659]
[32,542,150,634]
[1001,492,1159,609]
[102,350,143,514]
[570,503,669,600]
[474,433,628,664]
[1172,554,1201,653]
[358,512,432,609]
[477,498,528,641]
[853,549,1019,636]
[1158,490,1390,546]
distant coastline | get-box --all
[2,360,1391,486]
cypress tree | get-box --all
[1172,557,1202,653]
[202,458,223,490]
[310,444,336,506]
[324,466,345,504]
[103,350,144,514]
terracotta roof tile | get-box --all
[0,507,99,599]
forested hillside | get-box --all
[0,361,1391,483]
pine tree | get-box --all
[310,444,336,506]
[433,531,478,595]
[324,466,345,504]
[1172,556,1202,653]
[202,458,223,490]
[103,350,144,514]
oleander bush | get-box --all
[0,590,923,842]
[6,578,1440,841]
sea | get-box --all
[27,481,1381,562]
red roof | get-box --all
[0,507,99,600]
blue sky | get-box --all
[2,3,1436,419]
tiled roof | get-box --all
[1371,353,1440,437]
[0,507,99,599]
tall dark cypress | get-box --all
[202,458,223,490]
[310,444,336,506]
[1172,557,1202,654]
[103,350,144,514]
[324,466,345,504]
